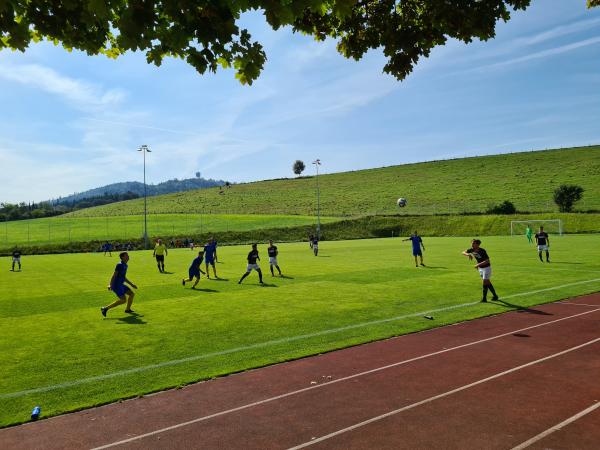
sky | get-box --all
[1,0,599,203]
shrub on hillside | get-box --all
[553,184,584,212]
[486,200,517,215]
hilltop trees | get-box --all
[0,1,531,84]
[293,160,306,176]
[553,185,584,212]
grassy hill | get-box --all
[66,146,600,217]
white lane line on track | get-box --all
[3,278,599,400]
[91,307,600,449]
[287,338,600,450]
[510,401,600,450]
[556,301,600,307]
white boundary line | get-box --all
[91,307,600,450]
[2,278,599,400]
[287,338,600,449]
[510,402,600,450]
[556,302,600,307]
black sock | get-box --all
[270,267,274,276]
[539,253,543,261]
[488,284,497,297]
[276,265,281,275]
[482,286,488,300]
[546,252,550,261]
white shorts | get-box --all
[537,245,549,251]
[269,257,278,265]
[12,256,21,263]
[246,263,260,272]
[478,266,492,280]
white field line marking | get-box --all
[91,308,600,450]
[2,278,600,400]
[288,338,600,450]
[510,402,600,450]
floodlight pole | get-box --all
[312,159,322,239]
[138,144,151,249]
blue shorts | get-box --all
[189,268,201,279]
[412,249,422,257]
[112,284,132,297]
[205,257,215,265]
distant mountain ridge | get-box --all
[53,177,227,204]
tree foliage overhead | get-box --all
[1,1,530,84]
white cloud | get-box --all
[0,62,126,111]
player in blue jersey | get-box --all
[403,231,425,267]
[204,238,218,278]
[182,250,206,289]
[101,252,137,316]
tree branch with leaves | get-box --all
[1,1,532,84]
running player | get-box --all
[403,231,425,267]
[238,243,264,284]
[535,226,550,262]
[101,252,137,316]
[11,248,21,271]
[204,239,218,278]
[182,250,206,289]
[153,238,168,273]
[462,239,499,303]
[267,240,282,276]
[525,224,533,244]
[312,236,319,256]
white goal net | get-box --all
[510,219,563,236]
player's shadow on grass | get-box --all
[421,266,447,270]
[492,299,552,315]
[316,255,331,258]
[208,277,229,281]
[192,287,218,293]
[550,262,583,265]
[162,271,175,274]
[278,275,294,279]
[259,282,277,287]
[114,314,147,325]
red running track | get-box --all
[1,293,599,450]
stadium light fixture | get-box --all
[138,144,151,249]
[312,159,322,240]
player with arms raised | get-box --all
[462,239,499,303]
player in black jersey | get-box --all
[238,243,264,284]
[11,248,22,271]
[535,226,550,262]
[462,239,499,303]
[267,240,282,276]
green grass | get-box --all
[1,235,599,427]
[0,214,339,247]
[65,146,600,217]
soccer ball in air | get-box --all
[397,198,407,208]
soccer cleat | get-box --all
[101,307,107,317]
[182,279,186,286]
[420,263,425,266]
[480,299,487,303]
[491,296,499,301]
[124,309,134,313]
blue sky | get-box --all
[1,0,599,203]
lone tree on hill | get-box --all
[553,184,584,212]
[0,1,532,85]
[293,160,306,176]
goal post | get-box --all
[510,219,563,236]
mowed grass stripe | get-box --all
[5,275,600,401]
[1,236,599,427]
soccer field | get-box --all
[1,235,599,427]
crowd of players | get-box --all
[3,225,551,316]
